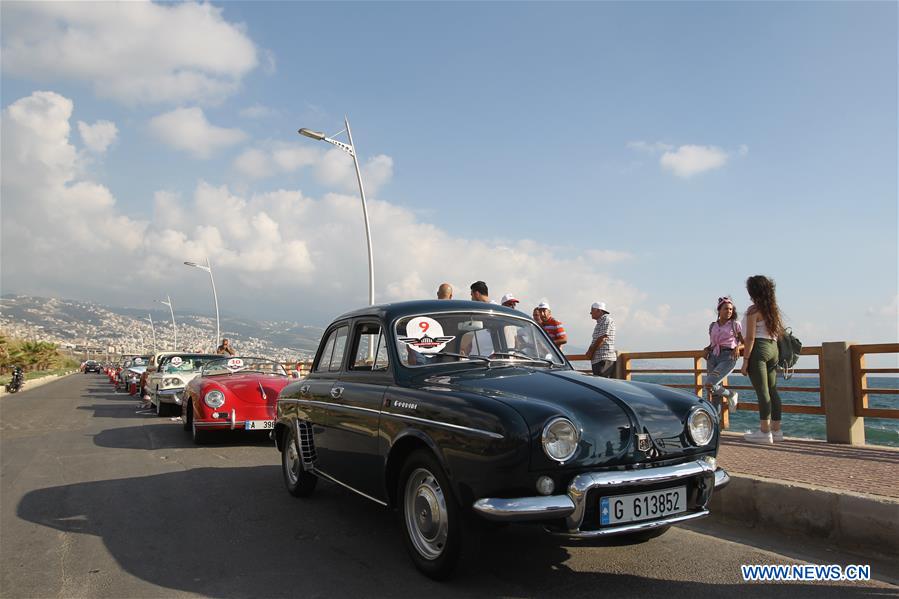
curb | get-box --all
[0,371,76,397]
[711,472,899,558]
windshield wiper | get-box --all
[434,352,491,363]
[489,352,557,366]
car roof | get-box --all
[331,299,528,324]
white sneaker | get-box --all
[772,431,784,442]
[744,430,773,444]
[728,392,739,411]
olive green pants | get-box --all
[748,338,782,421]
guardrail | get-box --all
[567,341,898,445]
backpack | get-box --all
[777,328,802,379]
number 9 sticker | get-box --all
[227,358,244,370]
[399,317,455,354]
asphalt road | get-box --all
[1,374,896,598]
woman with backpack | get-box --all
[704,296,743,415]
[739,275,785,444]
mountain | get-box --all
[0,294,324,361]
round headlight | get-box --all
[204,390,225,408]
[687,409,715,446]
[163,377,184,387]
[542,417,580,463]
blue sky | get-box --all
[1,1,896,353]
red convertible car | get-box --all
[181,356,291,444]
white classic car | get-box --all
[145,353,221,416]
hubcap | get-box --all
[404,468,448,560]
[285,436,300,485]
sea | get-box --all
[633,374,899,448]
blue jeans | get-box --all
[706,348,737,401]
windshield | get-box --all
[394,311,565,368]
[202,357,288,377]
[160,354,219,373]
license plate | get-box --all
[600,486,686,525]
[245,420,274,430]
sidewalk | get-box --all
[712,432,899,558]
[718,432,899,499]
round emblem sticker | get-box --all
[227,358,244,371]
[399,317,455,354]
[133,358,143,365]
[170,357,183,367]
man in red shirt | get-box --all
[536,302,567,348]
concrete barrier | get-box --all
[710,472,899,558]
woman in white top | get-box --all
[739,275,786,444]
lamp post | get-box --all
[299,117,374,306]
[144,314,157,354]
[184,257,220,351]
[155,295,177,350]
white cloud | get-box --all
[315,148,394,195]
[233,142,319,179]
[77,120,118,153]
[239,103,278,119]
[1,2,260,105]
[660,145,729,178]
[627,140,673,153]
[149,107,246,159]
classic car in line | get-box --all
[145,352,221,416]
[181,356,291,444]
[273,300,730,579]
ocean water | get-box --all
[633,374,899,448]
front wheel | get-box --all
[398,450,465,580]
[191,418,207,445]
[282,425,317,497]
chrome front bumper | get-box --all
[472,459,729,538]
[157,388,184,405]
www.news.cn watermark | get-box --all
[741,564,871,582]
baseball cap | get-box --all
[500,293,519,304]
[591,302,609,312]
[536,301,551,310]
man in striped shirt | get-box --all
[586,301,616,378]
[536,302,567,348]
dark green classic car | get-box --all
[274,300,729,579]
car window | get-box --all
[350,323,389,371]
[330,327,349,372]
[315,325,348,373]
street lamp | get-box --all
[299,116,375,306]
[144,314,157,354]
[155,295,177,350]
[184,257,220,350]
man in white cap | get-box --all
[536,302,567,348]
[500,293,520,310]
[586,302,616,377]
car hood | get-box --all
[415,366,715,468]
[204,373,290,405]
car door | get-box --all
[323,320,391,501]
[296,322,349,476]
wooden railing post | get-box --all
[693,356,703,398]
[821,341,865,445]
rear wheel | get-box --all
[282,425,317,497]
[398,450,465,580]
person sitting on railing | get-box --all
[704,296,743,414]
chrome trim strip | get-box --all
[381,411,504,440]
[714,467,730,489]
[548,509,710,538]
[278,398,504,440]
[473,495,575,521]
[312,468,388,507]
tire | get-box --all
[182,401,191,431]
[191,418,208,445]
[398,450,465,580]
[281,425,317,497]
